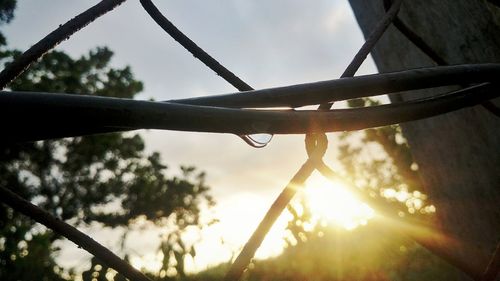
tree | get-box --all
[0,0,15,45]
[0,4,213,280]
[244,224,461,281]
[336,99,433,220]
[347,1,500,279]
[181,116,460,280]
[270,99,458,280]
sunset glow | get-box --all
[126,176,378,273]
[303,175,375,230]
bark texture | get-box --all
[348,1,500,280]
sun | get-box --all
[302,174,374,230]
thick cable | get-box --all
[1,83,496,142]
[0,0,497,278]
[2,64,499,142]
[172,64,500,108]
[380,2,500,274]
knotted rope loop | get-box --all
[305,133,328,161]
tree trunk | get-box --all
[347,1,500,280]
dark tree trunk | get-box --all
[347,1,500,280]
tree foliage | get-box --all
[0,4,213,280]
[336,98,435,217]
[0,0,15,45]
[266,98,457,280]
[181,97,461,280]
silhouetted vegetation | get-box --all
[0,2,478,280]
[0,3,212,280]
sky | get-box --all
[2,0,378,273]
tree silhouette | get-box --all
[0,3,213,280]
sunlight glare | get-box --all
[303,175,374,230]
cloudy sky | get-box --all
[3,0,377,273]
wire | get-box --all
[139,0,252,92]
[0,186,152,281]
[1,0,497,280]
[172,64,500,108]
[318,0,404,110]
[139,0,272,147]
[2,83,496,142]
[0,0,126,89]
[382,0,500,117]
[224,1,404,280]
[315,160,488,281]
